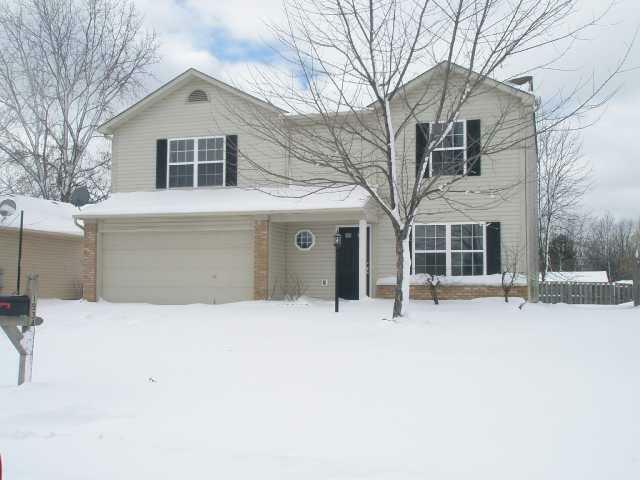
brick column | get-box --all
[253,219,269,300]
[82,221,98,302]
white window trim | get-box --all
[413,222,487,276]
[412,223,447,276]
[294,229,315,251]
[167,136,226,188]
[428,120,467,177]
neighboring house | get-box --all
[542,271,610,283]
[0,195,83,299]
[76,62,538,304]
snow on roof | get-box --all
[541,271,609,283]
[76,186,371,219]
[0,194,82,237]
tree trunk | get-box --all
[393,232,411,318]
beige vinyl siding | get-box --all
[268,223,287,299]
[370,78,534,281]
[283,223,340,299]
[98,216,254,304]
[110,78,286,192]
[0,230,82,299]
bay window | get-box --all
[413,223,487,276]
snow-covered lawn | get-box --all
[1,298,639,479]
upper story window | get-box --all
[413,223,486,276]
[188,89,208,103]
[168,136,225,188]
[430,121,466,176]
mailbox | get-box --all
[0,295,30,317]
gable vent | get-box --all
[187,89,208,103]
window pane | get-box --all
[415,237,427,251]
[170,141,177,152]
[169,164,193,187]
[186,139,194,150]
[414,224,446,253]
[414,252,446,275]
[170,152,177,163]
[473,252,484,275]
[296,230,314,250]
[198,162,223,186]
[198,137,224,165]
[431,150,464,175]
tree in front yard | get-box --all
[0,0,158,202]
[226,0,630,318]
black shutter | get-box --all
[486,222,501,274]
[466,119,481,176]
[225,135,238,186]
[415,123,430,178]
[156,139,167,189]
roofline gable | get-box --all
[367,61,535,108]
[98,68,286,135]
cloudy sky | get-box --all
[133,0,639,219]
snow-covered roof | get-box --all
[76,186,371,219]
[541,271,609,283]
[0,194,82,237]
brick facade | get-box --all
[82,221,98,302]
[254,219,269,300]
[375,284,528,301]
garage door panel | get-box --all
[102,231,252,251]
[101,230,253,304]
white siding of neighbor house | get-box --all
[0,230,82,299]
[110,77,286,193]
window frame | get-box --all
[429,120,467,177]
[413,224,447,276]
[294,229,316,251]
[412,222,487,276]
[167,135,226,189]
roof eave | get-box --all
[74,205,369,221]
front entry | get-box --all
[337,226,370,300]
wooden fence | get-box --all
[539,282,634,305]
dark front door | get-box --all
[337,227,359,300]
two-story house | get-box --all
[76,62,538,304]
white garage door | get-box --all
[101,229,253,304]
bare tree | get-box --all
[424,275,441,305]
[0,0,158,202]
[583,214,638,281]
[537,123,590,279]
[501,245,522,303]
[223,0,629,318]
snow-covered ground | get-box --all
[1,298,639,479]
